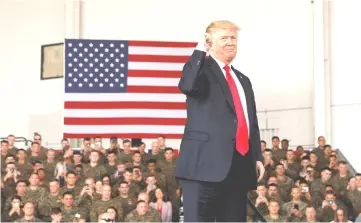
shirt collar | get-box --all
[210,54,233,71]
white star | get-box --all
[110,63,114,67]
[99,83,104,87]
[110,73,114,77]
[120,63,124,67]
[115,68,119,72]
[78,43,83,47]
[73,48,78,52]
[79,73,83,77]
[110,53,114,57]
[105,58,109,62]
[89,83,93,87]
[89,53,93,57]
[89,43,93,47]
[105,48,109,52]
[73,78,78,82]
[94,68,99,72]
[84,68,88,72]
[115,48,119,52]
[79,53,83,57]
[68,53,72,57]
[105,78,109,82]
[115,58,120,62]
[89,73,93,77]
[73,68,78,72]
[120,44,124,48]
[84,58,88,62]
[110,43,114,47]
[68,43,72,47]
[94,58,99,62]
[79,63,83,67]
[73,58,78,62]
[68,63,72,67]
[100,43,104,47]
[84,78,88,82]
[120,73,124,77]
[78,83,83,87]
[89,63,94,67]
[84,48,88,52]
[115,78,119,82]
[110,83,114,87]
[94,78,99,82]
[99,73,104,77]
[68,83,72,87]
[105,68,109,72]
[100,63,104,67]
[68,73,72,77]
[100,53,104,57]
[120,54,124,58]
[95,48,99,52]
[120,83,124,87]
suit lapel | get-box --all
[207,58,235,112]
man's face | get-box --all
[83,140,90,147]
[29,174,39,186]
[325,194,335,202]
[164,150,173,161]
[305,207,316,220]
[119,183,129,194]
[90,151,99,163]
[310,153,318,163]
[7,136,15,146]
[211,28,238,63]
[136,202,148,215]
[31,143,40,153]
[16,182,27,194]
[5,156,15,163]
[33,135,42,145]
[306,167,315,177]
[49,181,60,194]
[321,170,332,181]
[138,144,146,152]
[124,171,133,182]
[318,136,326,147]
[1,142,9,153]
[355,176,361,188]
[66,173,77,186]
[338,164,348,175]
[17,150,26,160]
[123,142,131,151]
[324,147,332,156]
[73,154,82,163]
[281,140,288,150]
[61,140,69,149]
[146,176,156,185]
[102,185,112,200]
[132,153,141,163]
[94,137,102,143]
[275,165,285,176]
[301,159,310,167]
[63,194,73,207]
[256,185,267,197]
[147,162,156,172]
[272,138,280,148]
[23,203,35,216]
[261,142,266,152]
[47,151,55,161]
[268,186,278,196]
[151,142,160,154]
[286,151,294,161]
[107,153,116,162]
[291,187,301,200]
[157,137,165,147]
[268,201,280,215]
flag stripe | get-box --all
[64,133,184,139]
[128,61,183,71]
[64,117,186,125]
[127,77,179,87]
[64,93,186,102]
[127,86,180,94]
[129,55,189,63]
[63,125,184,134]
[64,101,186,109]
[64,109,187,118]
[128,70,182,78]
[129,46,194,56]
[129,40,197,48]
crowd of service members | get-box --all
[247,136,361,222]
[1,133,180,222]
[1,133,361,222]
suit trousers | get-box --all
[182,149,255,222]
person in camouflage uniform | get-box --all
[124,200,162,222]
[264,199,287,222]
[37,179,63,221]
[14,202,42,222]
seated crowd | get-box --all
[1,133,360,222]
[247,136,361,222]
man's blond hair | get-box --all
[205,20,240,35]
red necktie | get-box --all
[224,65,249,155]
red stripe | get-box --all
[128,86,180,94]
[64,101,186,109]
[63,133,184,139]
[64,117,186,125]
[128,70,181,78]
[128,55,189,63]
[128,41,197,48]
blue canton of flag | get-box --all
[64,39,129,93]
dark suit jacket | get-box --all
[175,50,263,184]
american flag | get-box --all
[63,39,197,139]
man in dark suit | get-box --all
[175,20,265,222]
